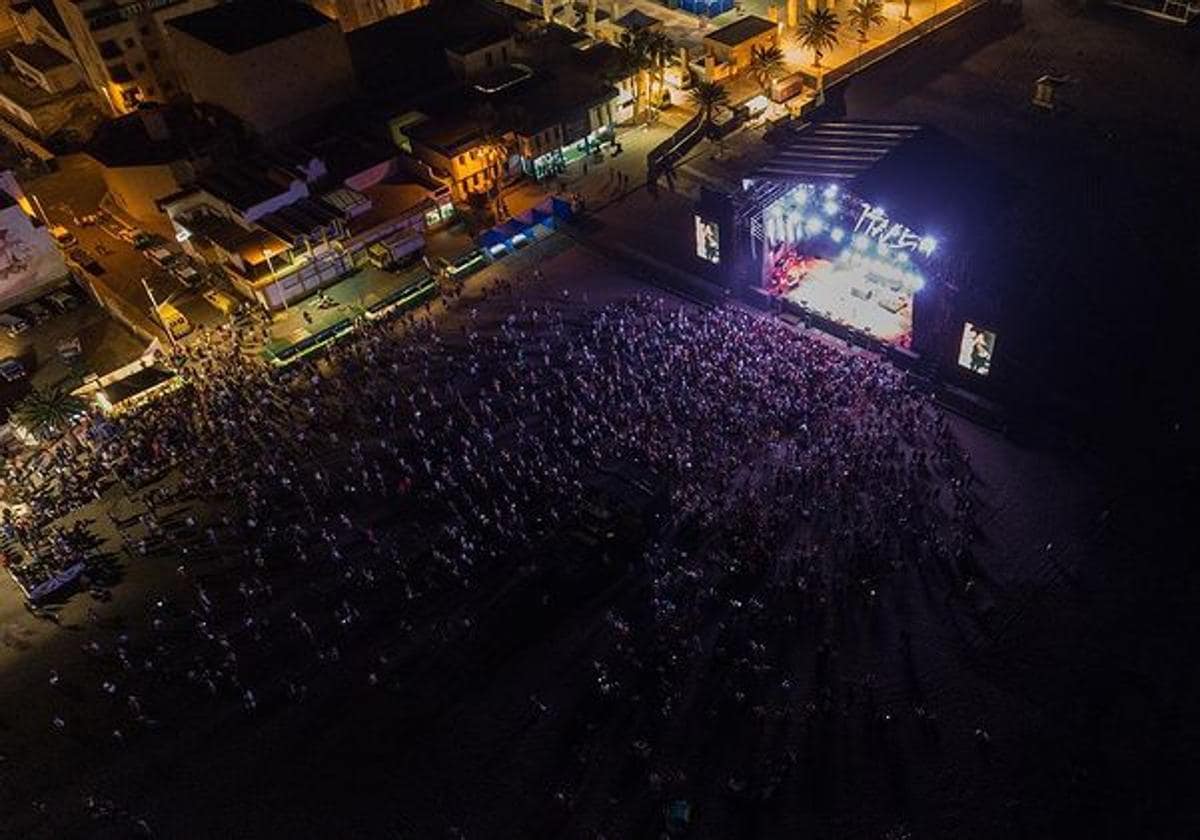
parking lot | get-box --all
[20,155,237,343]
[0,288,145,421]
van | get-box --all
[202,289,240,316]
[155,302,192,340]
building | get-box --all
[0,170,70,310]
[500,68,618,180]
[161,142,441,309]
[83,102,236,226]
[308,0,430,32]
[50,0,222,113]
[167,1,356,138]
[9,0,76,64]
[703,15,776,78]
[0,40,102,138]
[401,112,505,205]
[445,26,515,83]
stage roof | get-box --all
[749,121,1014,262]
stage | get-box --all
[754,183,931,349]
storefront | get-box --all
[525,125,615,180]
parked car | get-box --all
[202,289,241,316]
[57,336,83,361]
[68,248,105,276]
[0,356,26,382]
[132,231,156,249]
[0,312,29,336]
[16,301,51,324]
[103,222,132,243]
[49,225,77,248]
[171,261,202,288]
[145,244,178,268]
[45,289,81,312]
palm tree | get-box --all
[847,0,885,42]
[13,384,87,448]
[689,79,730,125]
[645,30,675,108]
[619,30,654,121]
[748,44,786,96]
[796,8,841,68]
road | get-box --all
[23,155,211,344]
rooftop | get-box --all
[348,180,432,237]
[7,42,73,72]
[613,8,661,30]
[406,114,485,156]
[84,104,233,168]
[348,0,520,100]
[198,161,304,212]
[491,69,617,135]
[99,367,177,409]
[9,0,68,39]
[447,26,512,56]
[167,1,335,55]
[704,15,776,47]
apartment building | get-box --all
[51,0,221,113]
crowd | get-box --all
[0,266,982,835]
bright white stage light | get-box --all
[805,217,824,235]
[852,233,869,251]
[896,251,909,263]
[823,184,838,200]
[919,235,938,256]
[910,274,925,292]
[822,200,838,216]
[830,227,845,243]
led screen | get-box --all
[694,216,720,264]
[958,322,996,376]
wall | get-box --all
[446,38,514,81]
[170,21,356,137]
[100,161,186,226]
[0,201,70,309]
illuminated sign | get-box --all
[854,204,937,256]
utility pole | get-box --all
[140,275,177,349]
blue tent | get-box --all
[477,228,508,249]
